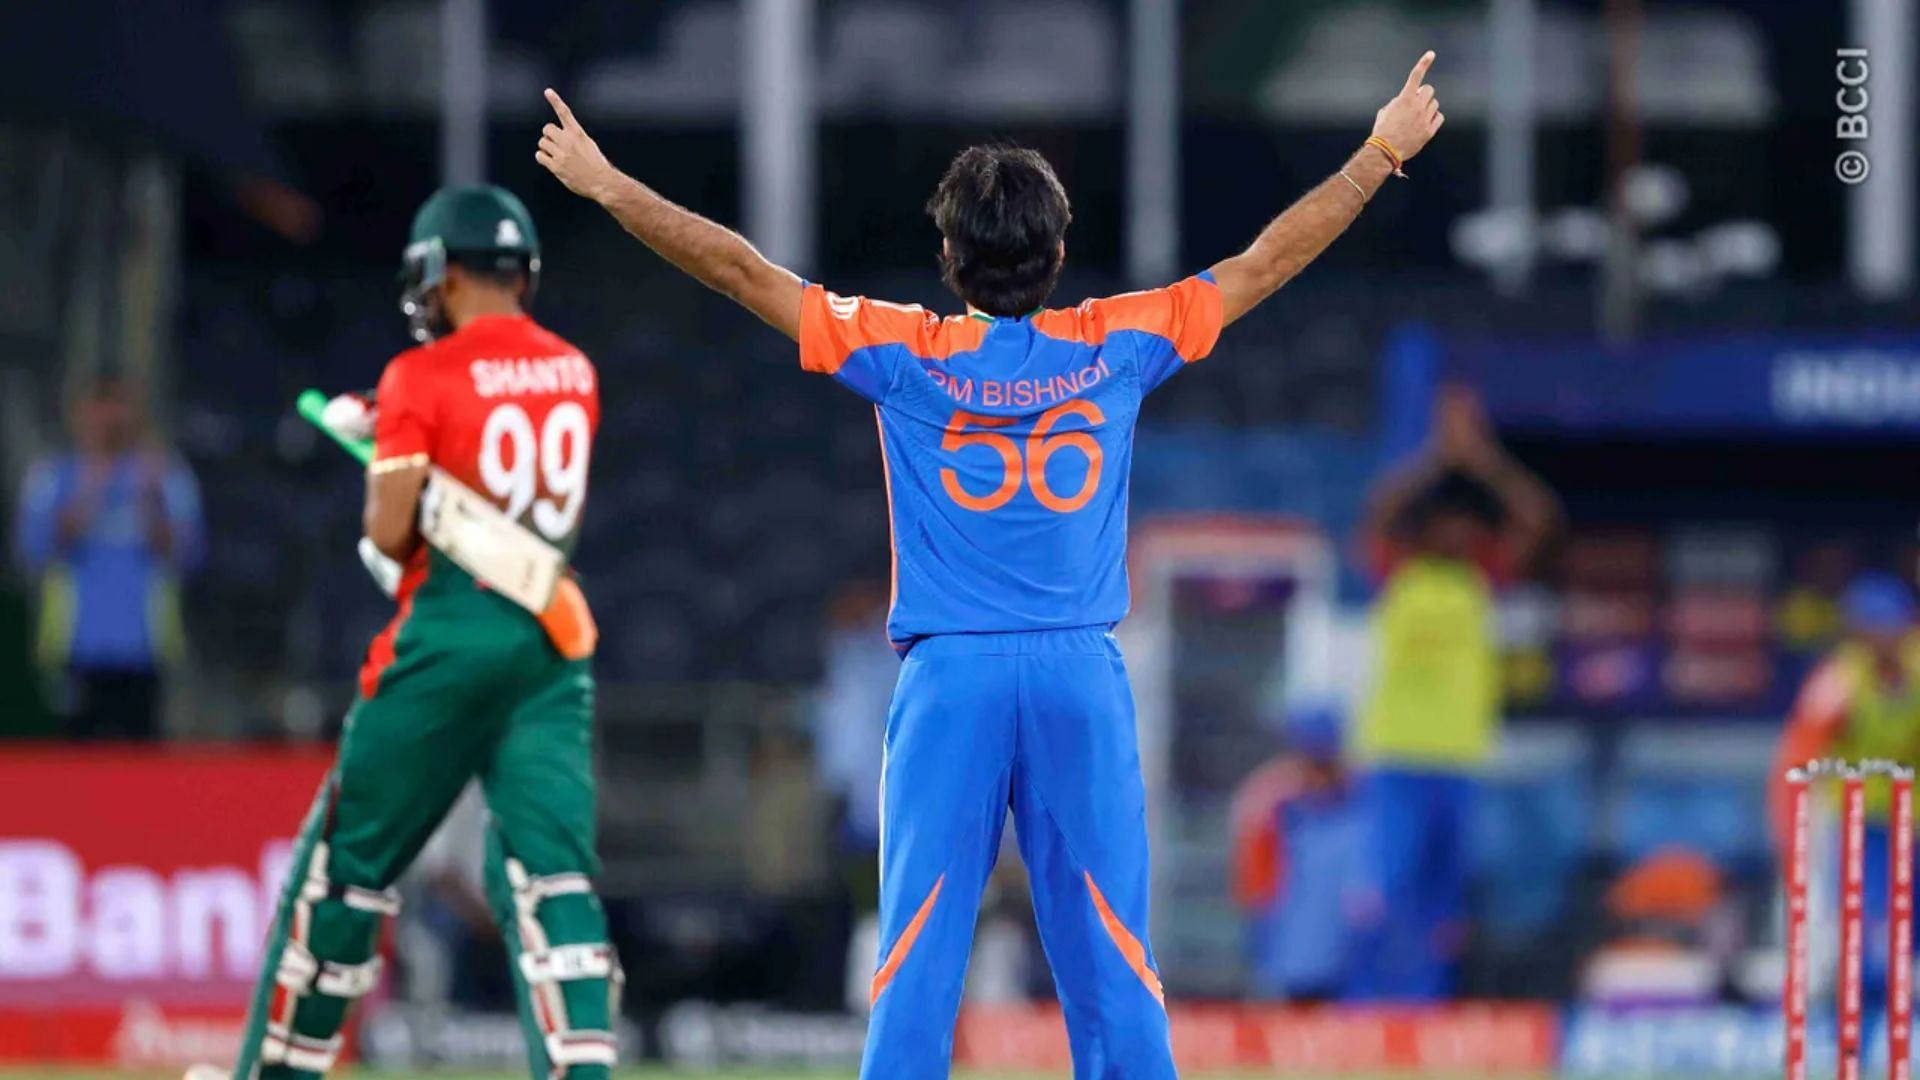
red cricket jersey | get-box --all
[359,313,600,696]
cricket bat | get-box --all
[296,388,574,626]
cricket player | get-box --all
[189,185,621,1080]
[1771,571,1920,1006]
[536,49,1445,1079]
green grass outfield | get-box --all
[0,1072,1566,1080]
[0,1068,1313,1076]
[0,1068,1136,1076]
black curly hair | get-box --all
[1399,470,1507,535]
[926,145,1072,317]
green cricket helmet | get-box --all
[399,184,543,342]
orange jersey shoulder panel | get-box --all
[799,284,987,374]
[1035,276,1224,364]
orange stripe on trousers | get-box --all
[870,874,944,1005]
[1085,871,1165,1005]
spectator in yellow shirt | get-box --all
[1346,386,1558,999]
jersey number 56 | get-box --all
[939,401,1104,514]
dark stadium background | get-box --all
[1,0,1915,1076]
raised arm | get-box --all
[1438,386,1562,569]
[1769,661,1847,866]
[1467,442,1560,570]
[536,89,803,340]
[1361,449,1445,550]
[1211,51,1445,327]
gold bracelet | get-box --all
[1365,135,1407,177]
[1338,169,1369,204]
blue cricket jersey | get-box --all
[798,274,1224,646]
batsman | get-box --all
[190,185,621,1080]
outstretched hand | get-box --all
[536,89,618,203]
[1371,51,1445,164]
[529,86,805,340]
[1432,384,1501,471]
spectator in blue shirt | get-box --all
[1230,703,1361,1001]
[813,578,894,859]
[14,374,203,739]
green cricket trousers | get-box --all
[230,563,620,1079]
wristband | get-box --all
[1365,135,1407,177]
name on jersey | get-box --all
[470,355,596,398]
[925,356,1111,408]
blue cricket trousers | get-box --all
[859,627,1175,1080]
[1345,766,1477,1001]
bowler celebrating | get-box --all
[538,53,1444,1079]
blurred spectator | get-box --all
[13,374,204,739]
[810,579,897,1012]
[1580,847,1734,1005]
[1770,571,1920,1009]
[1346,386,1559,1000]
[744,723,840,1008]
[1229,703,1358,1001]
[812,579,894,859]
[745,725,832,899]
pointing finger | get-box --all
[1403,50,1436,94]
[544,88,577,128]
